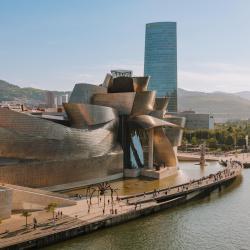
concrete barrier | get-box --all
[0,188,12,219]
[2,184,76,211]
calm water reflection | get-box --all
[64,161,222,196]
[45,162,248,250]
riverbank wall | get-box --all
[2,174,238,250]
[3,197,185,250]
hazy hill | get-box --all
[1,79,250,120]
[234,91,250,101]
[178,88,250,120]
[0,80,70,103]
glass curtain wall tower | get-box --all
[144,22,177,112]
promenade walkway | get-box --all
[0,161,242,249]
[122,161,242,205]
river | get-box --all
[44,162,248,250]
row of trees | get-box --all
[21,202,57,228]
[182,122,249,151]
[15,182,118,230]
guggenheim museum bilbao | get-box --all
[0,74,185,189]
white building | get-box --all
[172,111,214,130]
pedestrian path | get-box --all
[123,161,242,205]
[0,161,242,249]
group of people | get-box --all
[74,193,83,200]
[73,161,242,217]
[127,161,241,205]
[55,211,63,220]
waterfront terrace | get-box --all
[123,161,242,205]
[0,161,242,249]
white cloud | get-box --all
[179,62,250,92]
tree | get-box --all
[46,203,57,219]
[237,137,246,147]
[191,136,198,145]
[21,210,31,228]
[225,135,234,145]
[207,138,217,149]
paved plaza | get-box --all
[0,159,242,249]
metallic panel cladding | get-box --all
[164,116,186,147]
[108,77,134,93]
[154,97,169,111]
[132,76,150,92]
[0,108,118,161]
[153,127,178,167]
[129,115,179,130]
[69,83,107,104]
[131,91,156,117]
[63,103,117,128]
[92,92,136,115]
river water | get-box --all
[44,162,248,250]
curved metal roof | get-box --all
[129,115,180,130]
[64,103,117,128]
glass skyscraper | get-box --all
[144,22,177,112]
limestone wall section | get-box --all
[0,188,12,219]
[9,187,75,210]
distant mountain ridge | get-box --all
[0,79,70,103]
[178,88,250,121]
[1,79,250,120]
[234,91,250,101]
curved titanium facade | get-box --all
[164,116,186,147]
[131,91,156,116]
[69,83,107,104]
[0,108,118,161]
[64,103,117,128]
[132,76,150,92]
[102,73,113,88]
[0,149,123,188]
[0,74,184,186]
[0,108,123,187]
[129,115,179,130]
[154,97,169,111]
[107,76,150,93]
[92,92,136,115]
[108,77,134,93]
[153,127,177,167]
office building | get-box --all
[45,91,55,108]
[174,111,215,130]
[144,22,177,112]
[61,94,69,103]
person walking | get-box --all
[33,217,37,230]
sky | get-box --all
[1,0,250,92]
